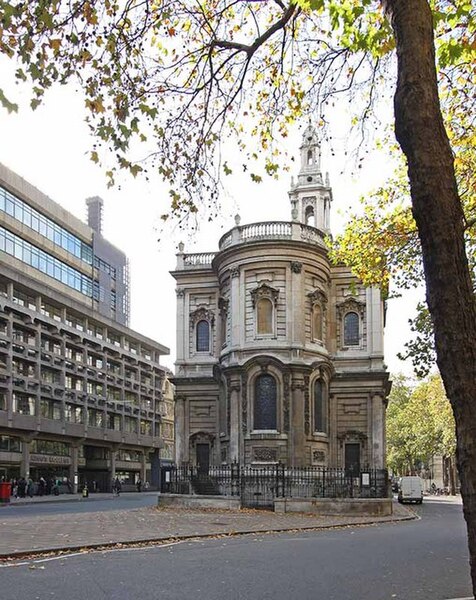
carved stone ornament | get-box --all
[221,447,227,463]
[337,429,368,447]
[308,288,328,307]
[250,282,279,308]
[313,450,326,464]
[190,306,215,326]
[218,296,229,313]
[189,431,215,448]
[175,287,185,297]
[290,261,303,274]
[253,447,277,462]
[336,296,365,319]
[230,266,240,278]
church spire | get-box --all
[289,122,332,232]
[298,122,322,183]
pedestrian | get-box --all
[38,476,46,496]
[113,477,121,496]
[136,478,142,493]
[11,479,18,499]
[17,477,26,498]
[27,478,34,498]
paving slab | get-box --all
[0,499,415,558]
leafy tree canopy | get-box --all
[387,373,456,475]
[0,0,473,225]
[329,57,476,376]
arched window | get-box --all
[257,298,273,335]
[312,304,323,341]
[307,149,313,165]
[314,379,328,433]
[305,205,316,227]
[254,374,277,430]
[344,312,359,346]
[196,320,210,352]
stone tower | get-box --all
[288,124,332,232]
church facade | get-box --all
[171,125,390,472]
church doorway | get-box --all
[196,443,210,474]
[344,443,360,477]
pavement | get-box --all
[0,492,416,559]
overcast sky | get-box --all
[0,57,423,376]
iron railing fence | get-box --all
[160,464,389,503]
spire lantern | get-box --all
[288,122,333,232]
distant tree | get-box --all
[1,0,475,591]
[387,374,456,484]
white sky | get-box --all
[0,60,424,376]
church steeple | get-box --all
[289,123,332,232]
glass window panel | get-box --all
[254,374,277,430]
[314,380,327,433]
[5,198,14,216]
[344,312,360,346]
[196,320,210,352]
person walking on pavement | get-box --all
[113,477,121,496]
[136,478,142,493]
[17,477,26,498]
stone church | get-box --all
[171,125,390,473]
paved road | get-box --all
[0,497,472,600]
[0,491,158,517]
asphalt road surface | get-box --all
[0,497,472,600]
[0,492,157,517]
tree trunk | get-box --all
[385,0,476,593]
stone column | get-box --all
[230,267,241,348]
[70,445,79,494]
[176,288,186,361]
[174,396,186,464]
[290,372,307,466]
[329,393,338,466]
[228,374,241,463]
[372,394,385,468]
[21,437,31,479]
[141,450,147,482]
[290,262,304,347]
[110,447,117,490]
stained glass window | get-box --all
[314,379,327,433]
[254,374,277,430]
[257,298,273,335]
[344,312,359,346]
[196,320,210,352]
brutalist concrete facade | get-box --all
[0,163,170,491]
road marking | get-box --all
[445,596,474,599]
[0,540,187,568]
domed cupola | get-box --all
[289,123,333,233]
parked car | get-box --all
[398,476,423,504]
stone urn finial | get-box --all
[178,241,185,253]
[234,214,241,226]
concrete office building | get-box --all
[0,163,170,491]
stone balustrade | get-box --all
[177,222,326,270]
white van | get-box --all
[398,476,423,504]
